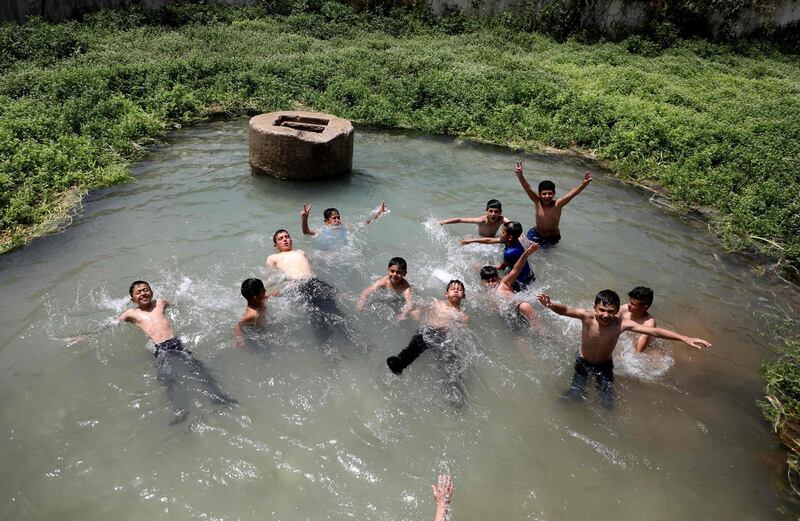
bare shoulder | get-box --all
[118,308,135,322]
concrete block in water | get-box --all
[249,111,353,180]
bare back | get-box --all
[119,299,174,345]
[266,250,314,280]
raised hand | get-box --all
[515,161,524,176]
[432,474,453,507]
[536,293,551,308]
[525,242,540,255]
[301,203,312,219]
[583,171,592,183]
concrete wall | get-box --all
[2,0,799,39]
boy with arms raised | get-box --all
[536,289,711,409]
[357,257,413,312]
[116,281,235,422]
[514,161,592,245]
[301,202,388,239]
[438,199,510,237]
[460,221,535,291]
[479,242,540,328]
[618,286,657,353]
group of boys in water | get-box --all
[87,161,711,423]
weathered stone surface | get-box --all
[249,111,353,181]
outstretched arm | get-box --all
[439,216,483,226]
[556,171,592,208]
[301,203,317,236]
[501,243,539,286]
[625,321,711,350]
[65,315,123,347]
[365,201,388,225]
[515,161,540,203]
[536,294,589,320]
[432,474,453,521]
[460,237,503,245]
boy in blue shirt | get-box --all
[460,221,534,292]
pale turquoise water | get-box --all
[0,120,795,520]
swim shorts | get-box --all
[526,227,561,246]
[153,337,191,358]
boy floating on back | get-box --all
[300,201,388,244]
[536,289,711,409]
[514,161,592,245]
[438,199,509,237]
[357,257,413,312]
[108,281,235,422]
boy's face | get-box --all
[500,226,511,243]
[274,231,293,252]
[481,276,500,289]
[485,207,502,223]
[387,265,406,286]
[324,211,341,227]
[130,283,153,307]
[627,298,650,315]
[539,189,556,205]
[594,302,619,326]
[445,283,465,303]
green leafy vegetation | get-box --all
[0,1,798,279]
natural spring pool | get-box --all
[0,120,795,520]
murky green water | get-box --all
[0,120,796,520]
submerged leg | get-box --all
[387,331,431,374]
[156,351,189,423]
[186,355,237,406]
[302,278,350,345]
[564,354,589,401]
[595,361,615,410]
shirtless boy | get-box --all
[514,161,592,245]
[266,229,345,340]
[479,243,540,328]
[301,201,388,239]
[357,257,413,312]
[386,280,469,375]
[235,278,279,345]
[618,286,656,353]
[536,289,711,409]
[119,281,235,422]
[461,221,535,291]
[438,199,510,237]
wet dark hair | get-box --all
[480,266,499,281]
[272,229,290,244]
[129,280,150,296]
[538,180,556,193]
[594,289,620,309]
[388,257,407,272]
[486,199,502,211]
[241,278,266,304]
[447,279,465,292]
[503,221,523,239]
[323,208,340,221]
[628,286,654,306]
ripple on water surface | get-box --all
[0,121,795,520]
